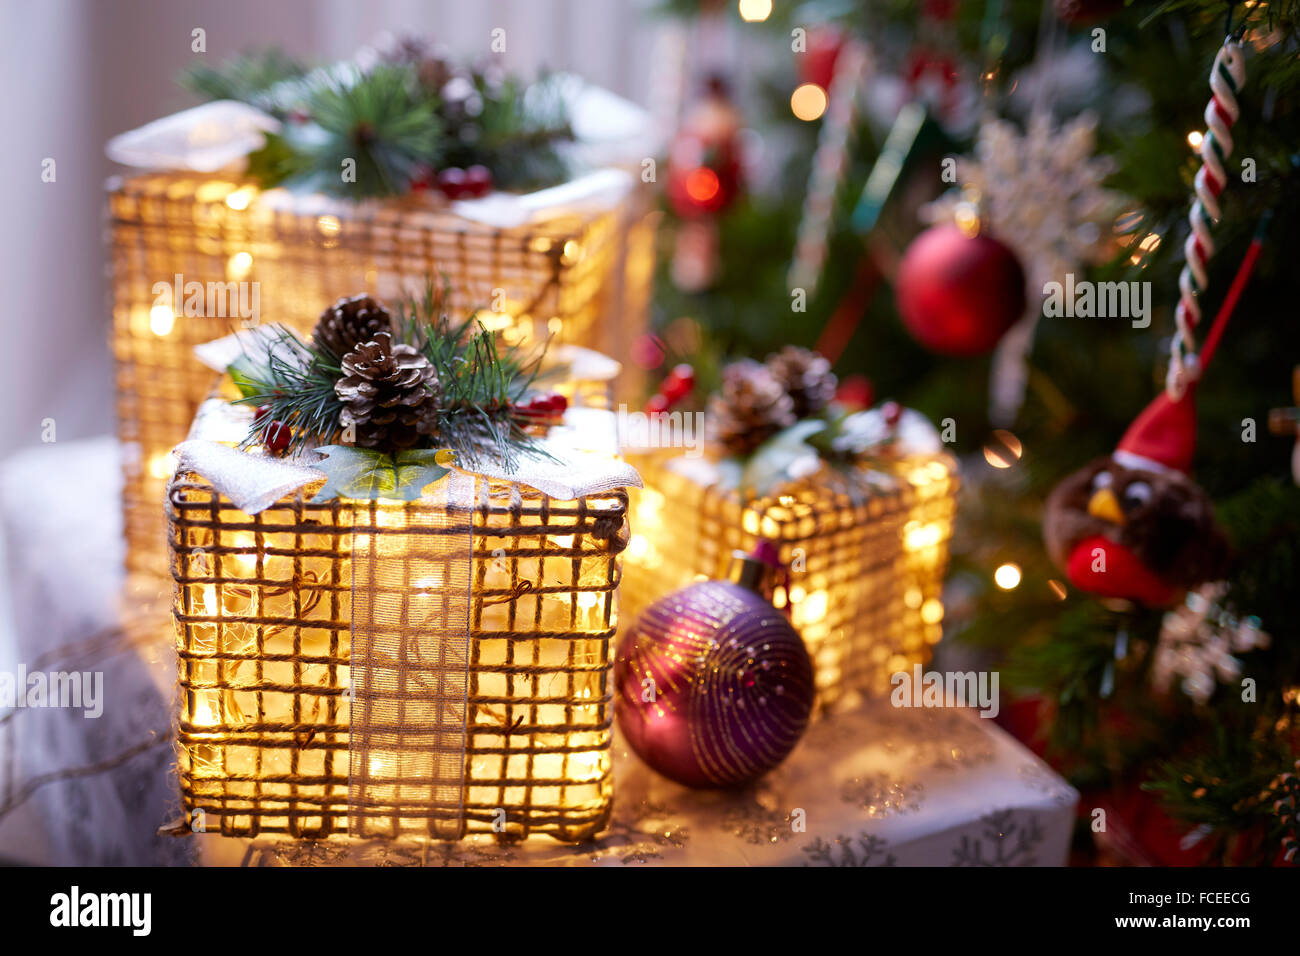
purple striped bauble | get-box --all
[615,580,815,789]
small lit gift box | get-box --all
[620,353,957,712]
[108,53,658,576]
[166,313,640,843]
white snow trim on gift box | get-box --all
[106,100,280,173]
[450,168,633,229]
[833,406,945,457]
[174,400,642,516]
[103,73,653,228]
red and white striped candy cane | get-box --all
[1167,36,1246,399]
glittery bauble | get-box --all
[615,580,815,789]
[895,224,1026,357]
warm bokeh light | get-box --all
[1187,130,1204,149]
[684,167,721,204]
[227,251,254,279]
[1048,579,1068,601]
[149,305,175,337]
[983,429,1023,468]
[791,83,829,121]
[1129,231,1162,265]
[738,0,772,22]
[224,188,253,211]
[994,563,1022,590]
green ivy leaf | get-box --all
[227,356,264,399]
[311,445,452,502]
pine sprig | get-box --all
[232,327,345,455]
[394,284,549,467]
[181,46,574,198]
[231,290,553,467]
[181,49,308,110]
[287,65,441,198]
[442,71,573,191]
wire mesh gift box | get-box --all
[165,317,641,843]
[108,97,656,577]
[620,406,957,713]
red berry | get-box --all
[645,393,670,415]
[464,164,493,198]
[254,405,271,423]
[661,363,695,402]
[546,393,568,413]
[410,164,436,192]
[436,167,467,199]
[265,421,292,455]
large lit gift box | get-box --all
[621,353,957,713]
[107,50,658,577]
[164,310,640,844]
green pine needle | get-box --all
[289,65,441,198]
[233,288,553,467]
[181,49,308,110]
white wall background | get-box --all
[0,0,684,460]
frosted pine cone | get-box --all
[335,332,440,449]
[708,359,796,457]
[766,346,836,418]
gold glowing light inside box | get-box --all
[149,305,175,337]
[224,188,254,211]
[621,451,959,712]
[108,170,657,579]
[168,463,630,843]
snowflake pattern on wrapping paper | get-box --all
[951,809,1045,867]
[244,835,519,867]
[864,704,996,771]
[1017,760,1078,808]
[840,774,925,817]
[802,831,897,867]
[722,801,800,846]
[584,799,691,865]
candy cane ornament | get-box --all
[1167,36,1246,399]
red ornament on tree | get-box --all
[666,75,744,219]
[798,25,845,92]
[895,224,1026,357]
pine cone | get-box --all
[314,295,395,359]
[381,35,453,92]
[335,332,440,450]
[708,359,796,457]
[766,346,836,419]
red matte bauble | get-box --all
[615,580,815,789]
[1054,0,1124,26]
[667,77,744,219]
[895,224,1026,357]
[798,26,844,91]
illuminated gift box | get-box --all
[110,168,655,576]
[620,408,957,712]
[167,396,638,843]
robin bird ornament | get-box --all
[1043,390,1230,608]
